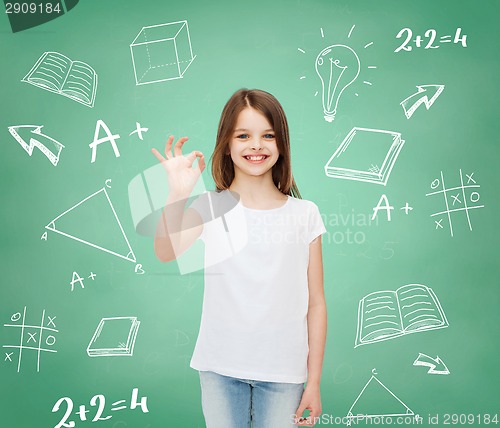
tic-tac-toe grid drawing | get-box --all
[425,169,484,237]
[3,307,58,372]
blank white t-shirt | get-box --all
[188,190,326,383]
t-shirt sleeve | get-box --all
[308,201,327,244]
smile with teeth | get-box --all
[244,155,269,162]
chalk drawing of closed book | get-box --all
[22,51,97,107]
[87,317,140,357]
[354,284,448,347]
[324,127,405,186]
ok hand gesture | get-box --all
[151,135,206,199]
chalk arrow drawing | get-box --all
[413,352,450,375]
[8,125,65,166]
[400,85,444,119]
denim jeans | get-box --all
[199,370,304,428]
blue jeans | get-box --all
[199,370,304,428]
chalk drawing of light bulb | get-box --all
[315,44,360,122]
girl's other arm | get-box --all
[295,235,326,426]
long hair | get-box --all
[211,89,301,198]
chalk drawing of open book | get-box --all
[355,283,448,347]
[22,51,97,107]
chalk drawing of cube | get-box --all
[130,20,196,85]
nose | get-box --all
[250,137,264,150]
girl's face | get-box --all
[228,107,280,180]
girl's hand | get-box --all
[151,135,205,198]
[294,385,322,426]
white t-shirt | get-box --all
[188,190,326,383]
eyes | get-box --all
[235,133,275,140]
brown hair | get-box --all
[211,88,301,198]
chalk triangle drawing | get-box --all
[346,372,414,426]
[45,187,136,262]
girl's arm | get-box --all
[154,200,203,262]
[295,235,327,426]
[152,136,205,262]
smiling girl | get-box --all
[152,89,327,427]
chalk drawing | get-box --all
[52,387,148,427]
[8,125,65,166]
[400,85,444,119]
[413,353,450,375]
[22,51,97,107]
[3,306,58,372]
[69,271,97,291]
[372,196,414,221]
[89,119,121,163]
[130,20,196,85]
[315,44,360,122]
[355,284,448,347]
[372,194,394,221]
[174,329,190,347]
[45,187,136,263]
[395,27,467,52]
[298,25,376,116]
[400,202,413,214]
[87,317,140,357]
[129,122,148,140]
[346,369,417,426]
[425,169,484,237]
[325,127,405,186]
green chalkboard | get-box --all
[1,0,499,427]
